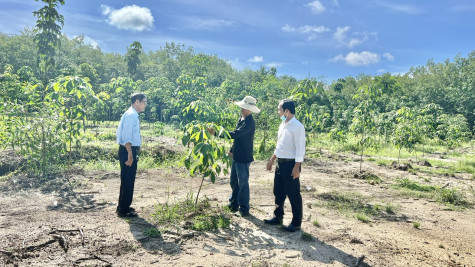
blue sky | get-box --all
[1,0,474,82]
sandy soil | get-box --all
[1,146,474,266]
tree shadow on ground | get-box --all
[125,215,182,255]
[206,214,371,266]
[46,191,111,212]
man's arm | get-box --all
[124,142,134,166]
[228,119,254,139]
[292,124,306,179]
[266,154,277,171]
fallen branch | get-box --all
[49,229,80,234]
[75,254,111,266]
[163,230,197,239]
[50,234,68,252]
[24,240,56,252]
[0,249,13,256]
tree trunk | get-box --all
[195,176,205,206]
[398,147,401,164]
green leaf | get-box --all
[210,172,216,183]
[181,135,190,146]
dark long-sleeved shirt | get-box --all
[228,115,255,163]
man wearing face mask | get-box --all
[264,99,306,232]
[209,96,260,217]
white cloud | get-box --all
[331,51,381,66]
[282,24,330,34]
[334,26,372,48]
[282,23,330,41]
[383,53,395,61]
[183,17,235,30]
[101,5,154,32]
[306,1,326,14]
[376,2,423,15]
[101,5,112,16]
[83,36,99,49]
[248,56,263,63]
[266,62,285,68]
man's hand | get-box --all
[266,159,274,171]
[267,155,276,171]
[291,163,301,179]
[125,153,134,166]
[228,152,233,158]
[207,127,216,136]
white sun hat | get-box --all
[235,96,261,113]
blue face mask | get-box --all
[281,115,287,121]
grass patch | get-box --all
[451,160,475,175]
[192,214,230,231]
[394,178,467,207]
[143,227,161,238]
[355,213,370,223]
[413,221,421,229]
[82,159,119,171]
[385,204,396,214]
[312,219,321,228]
[358,173,383,185]
[316,191,394,222]
[375,158,392,167]
[396,178,437,192]
[151,192,231,232]
[339,143,360,153]
[301,231,314,241]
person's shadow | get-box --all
[125,215,181,254]
[206,213,371,266]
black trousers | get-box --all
[272,160,302,227]
[118,145,139,213]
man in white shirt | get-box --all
[116,93,147,217]
[264,99,306,232]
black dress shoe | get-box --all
[116,207,136,213]
[117,210,138,217]
[264,217,283,225]
[285,224,301,232]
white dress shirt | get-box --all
[274,117,306,162]
[116,107,141,146]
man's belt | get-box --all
[277,158,294,163]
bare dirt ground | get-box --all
[1,145,474,266]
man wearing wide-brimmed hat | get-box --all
[209,96,260,216]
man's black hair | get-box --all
[281,99,296,114]
[131,93,146,104]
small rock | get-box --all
[304,186,315,192]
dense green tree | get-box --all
[79,63,100,91]
[125,41,144,81]
[33,0,65,83]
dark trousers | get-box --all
[118,145,139,213]
[273,160,302,227]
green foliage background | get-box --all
[0,1,474,176]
